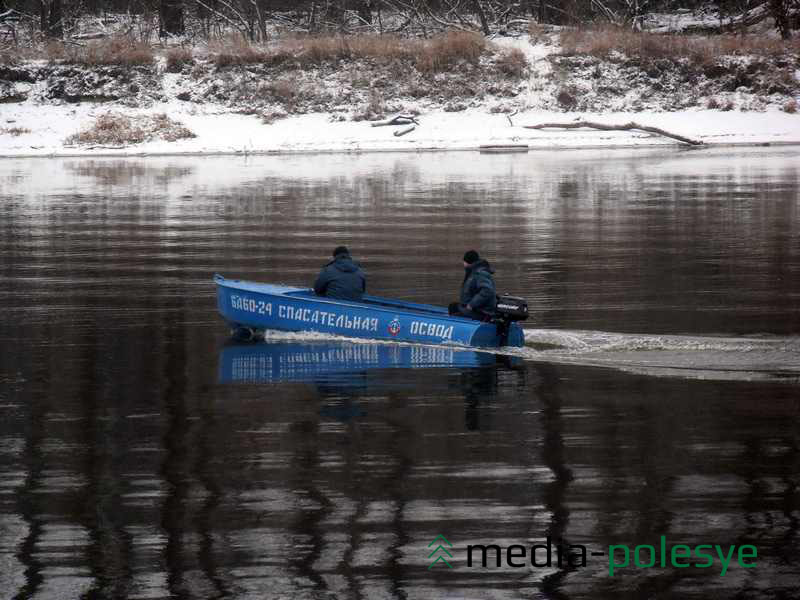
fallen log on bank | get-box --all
[371,114,419,127]
[522,120,703,146]
[393,125,416,137]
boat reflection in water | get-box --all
[218,340,514,384]
[218,340,521,427]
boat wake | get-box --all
[514,329,800,383]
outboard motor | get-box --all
[493,294,529,345]
[495,294,529,322]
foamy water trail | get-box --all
[248,328,800,383]
[516,328,800,382]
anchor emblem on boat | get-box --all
[388,317,401,336]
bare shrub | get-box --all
[150,113,195,142]
[212,37,268,67]
[353,89,386,121]
[261,109,288,124]
[203,31,488,74]
[1,127,31,136]
[0,51,18,65]
[66,113,147,145]
[784,99,798,113]
[556,86,578,108]
[559,27,800,66]
[66,113,195,146]
[281,34,404,65]
[529,22,549,45]
[706,97,720,109]
[258,78,299,106]
[296,36,356,63]
[496,47,528,77]
[64,37,155,66]
[166,47,193,73]
[416,31,486,73]
[721,99,735,111]
[279,31,485,74]
[43,41,68,62]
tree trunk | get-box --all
[473,0,491,34]
[769,0,792,38]
[160,0,185,37]
[355,0,372,24]
[39,0,62,38]
[39,0,47,35]
[48,0,62,38]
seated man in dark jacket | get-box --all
[449,250,497,321]
[314,246,366,302]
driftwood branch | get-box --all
[72,31,108,40]
[522,120,703,146]
[371,114,419,127]
[393,125,416,137]
[506,109,518,126]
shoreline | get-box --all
[2,138,800,160]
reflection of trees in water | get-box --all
[535,364,574,600]
[777,434,800,566]
[287,417,333,593]
[340,406,367,600]
[66,161,194,187]
[79,325,134,599]
[462,366,499,431]
[310,382,412,599]
[160,320,192,599]
[383,393,413,600]
[12,352,47,600]
[735,427,800,597]
[195,388,231,599]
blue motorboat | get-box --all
[214,274,527,348]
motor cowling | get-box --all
[495,294,528,321]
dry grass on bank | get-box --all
[45,36,154,66]
[2,30,501,76]
[211,31,487,73]
[165,47,193,72]
[65,113,195,146]
[1,127,31,136]
[495,47,529,77]
[560,27,800,64]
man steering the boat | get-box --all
[449,250,497,321]
[314,246,367,302]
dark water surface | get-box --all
[1,148,799,599]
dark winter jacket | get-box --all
[460,259,497,313]
[314,253,366,302]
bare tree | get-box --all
[473,0,491,33]
[355,0,373,23]
[768,0,799,38]
[39,0,63,38]
[160,0,185,36]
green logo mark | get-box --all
[428,534,453,569]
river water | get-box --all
[0,148,798,599]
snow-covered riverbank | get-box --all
[2,101,799,158]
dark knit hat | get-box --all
[333,246,350,257]
[463,250,480,264]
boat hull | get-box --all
[215,274,525,348]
